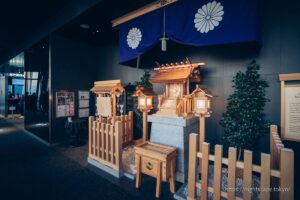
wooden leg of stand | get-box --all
[136,155,142,188]
[169,159,176,193]
[156,162,162,198]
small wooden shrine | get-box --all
[150,58,205,117]
[89,80,135,178]
[90,80,125,117]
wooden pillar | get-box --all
[270,125,278,169]
[89,116,94,155]
[143,110,148,141]
[115,121,122,170]
[280,148,294,200]
[112,94,116,116]
[199,116,205,153]
[187,133,198,200]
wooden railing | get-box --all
[176,96,194,116]
[107,111,134,146]
[89,117,122,171]
[270,125,284,170]
[188,133,294,200]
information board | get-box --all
[56,91,75,118]
[78,90,90,118]
[284,85,300,141]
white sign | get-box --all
[79,108,89,118]
[78,91,90,99]
[57,105,66,118]
[284,85,300,141]
[79,99,89,108]
[9,106,16,111]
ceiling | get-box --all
[55,0,156,46]
[0,0,102,64]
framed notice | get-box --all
[79,108,89,118]
[280,73,300,141]
[78,90,90,118]
[56,91,75,118]
[284,85,300,141]
[79,99,89,108]
[78,91,90,100]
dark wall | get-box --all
[95,0,300,146]
[50,34,98,144]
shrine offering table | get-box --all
[148,114,199,183]
[135,141,177,198]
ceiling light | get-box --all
[95,30,99,33]
[80,24,90,29]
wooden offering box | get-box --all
[135,142,177,198]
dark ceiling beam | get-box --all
[0,0,103,64]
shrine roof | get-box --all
[90,80,125,94]
[150,62,205,84]
[190,87,213,98]
[132,86,156,97]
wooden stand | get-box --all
[135,142,177,198]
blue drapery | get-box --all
[117,0,260,63]
[165,0,260,46]
[117,9,163,63]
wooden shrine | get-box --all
[150,58,205,117]
[90,80,125,117]
[89,80,135,178]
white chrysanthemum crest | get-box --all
[127,27,142,49]
[194,1,224,33]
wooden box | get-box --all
[135,141,177,182]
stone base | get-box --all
[87,157,123,178]
[149,114,199,183]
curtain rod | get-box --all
[111,0,178,27]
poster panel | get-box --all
[56,91,75,118]
[78,91,90,99]
[79,108,89,118]
[284,85,300,141]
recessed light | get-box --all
[80,24,90,29]
[96,30,99,33]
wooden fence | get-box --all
[270,125,284,170]
[187,133,294,200]
[176,96,194,117]
[88,117,123,171]
[107,111,134,146]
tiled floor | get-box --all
[0,118,178,200]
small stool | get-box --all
[135,141,177,198]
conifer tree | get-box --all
[220,61,269,156]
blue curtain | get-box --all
[165,0,260,46]
[117,9,163,63]
[117,0,260,64]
